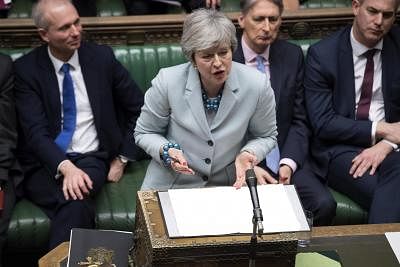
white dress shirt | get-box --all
[48,48,99,154]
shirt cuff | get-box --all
[279,158,297,173]
[382,139,399,151]
[55,159,69,179]
[371,121,377,145]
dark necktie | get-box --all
[55,63,77,152]
[255,55,280,174]
[356,49,377,120]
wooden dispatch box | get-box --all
[133,191,298,267]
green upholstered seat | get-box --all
[6,160,149,252]
[220,0,240,12]
[330,189,368,225]
[113,45,187,91]
[300,0,352,8]
[96,0,126,17]
[7,0,32,18]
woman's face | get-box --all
[193,45,232,92]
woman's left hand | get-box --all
[233,151,258,189]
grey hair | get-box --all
[32,0,73,29]
[240,0,284,15]
[356,0,400,12]
[180,8,237,62]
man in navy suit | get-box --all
[14,0,144,249]
[233,0,336,225]
[305,0,400,223]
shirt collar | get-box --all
[350,26,383,57]
[241,35,270,63]
[47,47,79,72]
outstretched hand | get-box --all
[233,151,258,189]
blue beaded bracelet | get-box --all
[161,142,181,166]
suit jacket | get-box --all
[14,42,144,176]
[304,25,400,178]
[233,33,310,168]
[0,53,21,186]
[135,62,277,190]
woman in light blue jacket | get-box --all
[134,9,277,190]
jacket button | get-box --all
[205,158,211,164]
[207,140,214,146]
[202,175,208,181]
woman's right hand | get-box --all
[168,148,195,175]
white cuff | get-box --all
[279,158,297,173]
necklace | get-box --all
[202,91,222,111]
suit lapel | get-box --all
[381,35,395,122]
[211,65,238,130]
[37,46,62,132]
[233,31,246,64]
[184,65,211,138]
[269,42,282,105]
[338,28,356,118]
[78,43,101,126]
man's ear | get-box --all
[38,28,49,43]
[238,14,245,29]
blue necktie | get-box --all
[55,63,77,152]
[255,55,280,174]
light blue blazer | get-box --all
[134,62,277,190]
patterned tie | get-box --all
[55,63,77,152]
[356,49,377,120]
[255,55,280,174]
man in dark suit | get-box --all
[233,0,336,226]
[0,53,22,266]
[14,0,144,249]
[305,0,400,223]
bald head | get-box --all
[32,0,76,29]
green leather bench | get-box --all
[2,42,367,265]
[3,0,352,18]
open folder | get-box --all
[158,184,309,238]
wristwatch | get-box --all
[118,155,129,165]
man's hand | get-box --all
[59,160,93,201]
[350,140,393,178]
[254,165,278,185]
[376,121,400,144]
[206,0,221,9]
[278,165,293,185]
[107,157,126,182]
[233,151,258,189]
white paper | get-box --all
[385,232,400,263]
[162,184,309,237]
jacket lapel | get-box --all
[381,35,395,122]
[338,27,356,118]
[269,42,282,105]
[37,46,62,133]
[78,43,101,127]
[184,65,211,138]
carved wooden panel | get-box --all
[0,8,399,48]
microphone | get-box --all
[245,169,264,235]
